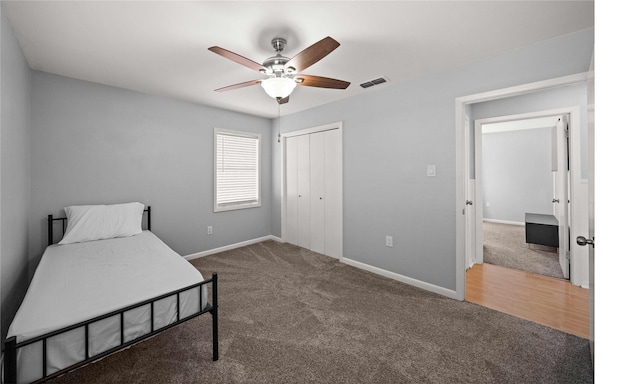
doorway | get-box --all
[473,112,570,281]
[454,73,592,336]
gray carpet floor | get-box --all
[50,240,592,383]
[483,221,565,279]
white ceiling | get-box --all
[2,1,594,119]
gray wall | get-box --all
[29,71,273,275]
[482,127,553,222]
[470,82,588,179]
[272,28,593,291]
[1,5,32,342]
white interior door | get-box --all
[583,57,594,357]
[464,114,476,268]
[309,132,325,254]
[473,120,484,264]
[297,135,311,249]
[323,129,342,259]
[553,115,570,278]
[285,136,299,246]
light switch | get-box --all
[427,164,436,177]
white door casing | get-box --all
[553,115,570,279]
[472,110,577,278]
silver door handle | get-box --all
[552,199,560,203]
[465,200,473,205]
[576,236,594,247]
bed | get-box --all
[3,203,218,384]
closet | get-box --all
[284,125,342,259]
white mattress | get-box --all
[7,231,208,383]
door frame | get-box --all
[455,72,589,300]
[280,121,343,256]
[471,107,581,281]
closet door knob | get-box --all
[320,197,323,200]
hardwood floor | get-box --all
[466,263,589,339]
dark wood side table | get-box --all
[525,213,559,248]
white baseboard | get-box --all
[340,258,458,300]
[184,237,458,300]
[483,218,525,226]
[183,235,282,261]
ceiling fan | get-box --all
[208,36,350,104]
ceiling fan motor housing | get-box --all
[262,54,292,76]
[262,37,294,77]
[271,37,287,52]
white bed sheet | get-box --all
[7,231,208,383]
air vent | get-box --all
[360,77,388,89]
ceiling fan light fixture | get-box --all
[261,77,296,99]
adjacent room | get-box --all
[1,1,599,383]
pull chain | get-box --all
[277,102,281,143]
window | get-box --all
[214,128,261,212]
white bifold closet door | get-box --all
[286,134,310,249]
[285,128,342,259]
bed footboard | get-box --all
[4,274,218,384]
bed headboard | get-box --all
[47,206,152,246]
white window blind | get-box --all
[214,129,261,211]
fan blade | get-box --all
[208,46,266,72]
[294,75,350,89]
[286,37,340,73]
[277,96,290,105]
[215,79,262,92]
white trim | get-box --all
[473,120,484,266]
[455,71,589,301]
[475,108,573,126]
[183,235,282,261]
[279,121,342,139]
[483,219,525,226]
[481,117,558,134]
[341,258,459,300]
[456,72,588,105]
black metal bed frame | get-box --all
[3,206,219,383]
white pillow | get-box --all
[58,202,145,245]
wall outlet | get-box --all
[207,226,213,235]
[486,201,491,208]
[386,235,393,247]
